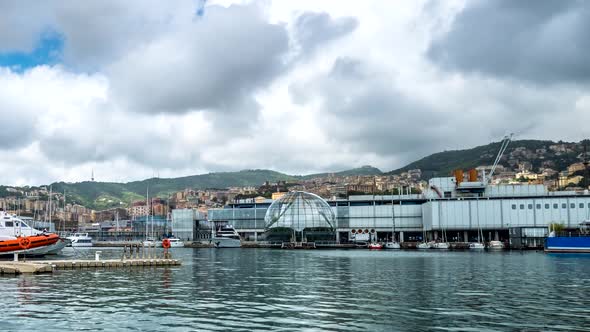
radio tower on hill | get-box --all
[91,169,95,182]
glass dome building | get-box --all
[264,191,336,243]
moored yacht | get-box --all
[469,242,485,250]
[143,237,162,248]
[417,242,431,249]
[384,242,401,249]
[487,240,505,250]
[211,225,241,248]
[431,241,450,249]
[66,233,93,247]
[167,237,185,248]
[368,242,384,250]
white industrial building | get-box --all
[206,176,590,245]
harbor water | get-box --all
[1,248,590,331]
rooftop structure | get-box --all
[265,191,335,231]
[264,191,336,243]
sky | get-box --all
[0,0,589,186]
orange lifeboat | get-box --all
[0,233,60,253]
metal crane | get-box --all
[484,133,513,185]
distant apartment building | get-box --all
[346,184,375,193]
[129,202,149,217]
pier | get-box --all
[0,258,181,275]
[0,244,181,275]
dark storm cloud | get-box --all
[109,4,290,115]
[293,12,358,57]
[428,0,590,83]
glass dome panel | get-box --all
[264,191,335,232]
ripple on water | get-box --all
[1,249,590,331]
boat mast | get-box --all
[48,186,52,233]
[63,189,66,233]
[145,186,149,240]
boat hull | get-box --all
[417,243,430,249]
[432,242,450,249]
[384,242,400,249]
[469,243,485,250]
[0,234,60,253]
[143,241,162,248]
[545,237,590,253]
[212,238,241,248]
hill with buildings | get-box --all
[0,168,380,210]
[388,139,589,180]
[0,139,588,213]
[301,166,382,179]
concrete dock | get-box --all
[0,258,181,275]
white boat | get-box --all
[368,243,384,250]
[431,242,450,249]
[384,242,401,249]
[143,237,162,248]
[167,237,185,248]
[0,211,62,256]
[66,233,93,247]
[417,242,431,249]
[469,242,485,250]
[488,240,504,250]
[211,225,241,248]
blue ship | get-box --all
[545,221,590,253]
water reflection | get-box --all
[1,249,590,331]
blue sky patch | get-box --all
[0,31,63,71]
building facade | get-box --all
[207,178,590,244]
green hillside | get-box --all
[388,139,587,179]
[301,165,382,179]
[48,170,297,209]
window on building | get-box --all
[580,203,585,209]
[562,203,567,209]
[528,204,533,209]
[520,204,525,210]
[536,204,541,209]
[545,204,550,209]
[571,203,575,209]
[553,203,558,209]
[511,204,516,210]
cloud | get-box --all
[108,4,290,117]
[0,1,588,187]
[290,57,450,163]
[428,0,590,84]
[293,12,358,57]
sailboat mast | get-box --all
[63,189,66,233]
[145,187,149,240]
[48,186,52,231]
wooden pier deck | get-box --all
[0,258,181,275]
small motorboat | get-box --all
[431,242,450,250]
[384,242,401,249]
[368,243,383,250]
[166,237,185,248]
[66,233,93,247]
[417,242,431,249]
[487,240,505,250]
[143,237,162,248]
[469,242,485,250]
